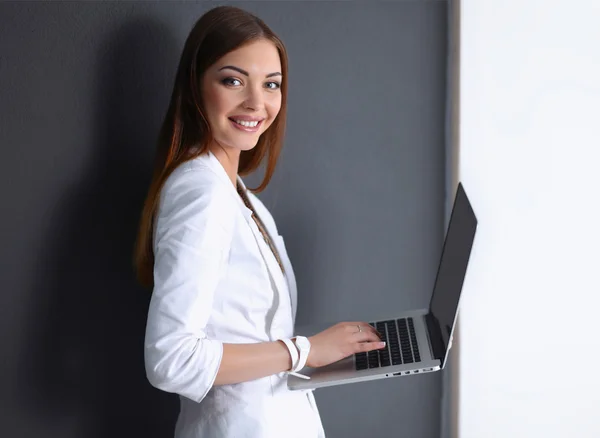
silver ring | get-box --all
[357,325,362,333]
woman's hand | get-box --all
[305,322,385,368]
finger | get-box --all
[359,323,382,339]
[359,322,382,338]
[354,341,387,353]
[346,322,380,338]
[355,330,382,344]
[344,322,365,333]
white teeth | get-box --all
[233,119,260,128]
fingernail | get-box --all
[381,342,386,347]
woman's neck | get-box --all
[209,145,240,187]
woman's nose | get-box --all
[241,86,265,111]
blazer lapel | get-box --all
[235,178,290,305]
[198,151,291,319]
[273,234,297,323]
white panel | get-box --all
[458,1,600,437]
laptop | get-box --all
[288,182,478,390]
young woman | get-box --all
[134,6,385,438]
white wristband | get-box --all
[281,338,299,370]
[279,338,310,380]
[291,336,310,372]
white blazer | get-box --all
[144,150,326,438]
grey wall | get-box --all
[0,1,448,437]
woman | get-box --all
[134,6,385,438]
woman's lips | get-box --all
[229,118,263,132]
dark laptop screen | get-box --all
[428,183,477,365]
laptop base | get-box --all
[288,309,441,391]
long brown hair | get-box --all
[133,6,289,288]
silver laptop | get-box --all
[288,182,477,390]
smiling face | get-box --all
[201,39,283,156]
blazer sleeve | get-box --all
[144,167,235,403]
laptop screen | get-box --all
[428,183,477,367]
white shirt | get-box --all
[144,150,326,438]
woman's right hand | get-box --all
[305,322,386,368]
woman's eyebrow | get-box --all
[218,65,282,78]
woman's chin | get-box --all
[237,142,260,152]
[212,140,259,154]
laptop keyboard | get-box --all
[354,317,421,370]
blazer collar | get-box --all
[196,150,253,222]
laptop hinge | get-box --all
[424,312,446,362]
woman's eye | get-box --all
[222,77,241,86]
[222,78,280,90]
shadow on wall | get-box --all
[18,17,180,438]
